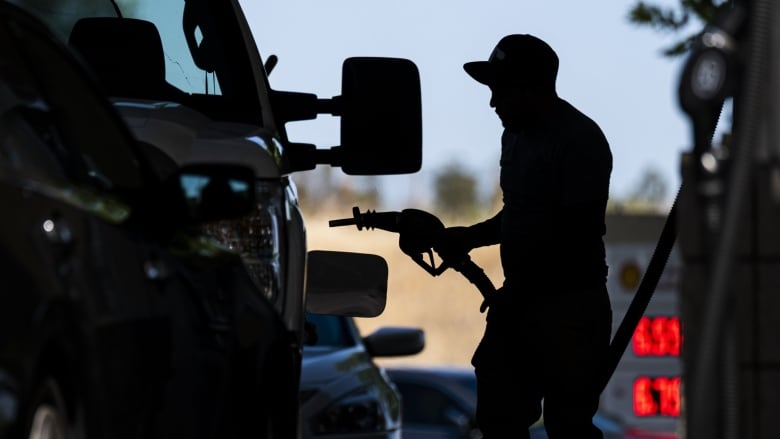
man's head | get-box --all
[464,34,559,92]
[465,34,559,130]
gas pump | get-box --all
[676,1,779,438]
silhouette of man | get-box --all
[435,34,613,439]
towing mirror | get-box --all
[338,57,422,175]
[276,57,422,175]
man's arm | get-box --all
[434,209,502,257]
[466,210,502,248]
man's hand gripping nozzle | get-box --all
[329,206,497,312]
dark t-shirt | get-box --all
[496,98,612,291]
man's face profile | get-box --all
[489,83,534,130]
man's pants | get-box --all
[472,286,612,439]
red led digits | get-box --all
[668,317,681,356]
[632,316,682,356]
[633,377,658,416]
[657,377,681,416]
[633,376,681,417]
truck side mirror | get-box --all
[337,57,422,175]
[276,57,423,175]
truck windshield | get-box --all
[11,0,267,126]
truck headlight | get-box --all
[311,385,397,434]
[201,180,283,301]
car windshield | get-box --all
[11,0,269,126]
[305,314,355,348]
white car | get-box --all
[300,313,424,439]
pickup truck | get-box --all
[12,0,423,438]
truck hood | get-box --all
[114,100,283,178]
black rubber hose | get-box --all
[600,195,678,392]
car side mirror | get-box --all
[305,250,388,317]
[362,326,425,357]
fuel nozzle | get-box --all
[328,206,402,232]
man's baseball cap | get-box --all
[464,34,559,87]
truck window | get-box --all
[13,0,267,126]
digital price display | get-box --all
[632,316,681,357]
[631,316,682,418]
[633,376,681,417]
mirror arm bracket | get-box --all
[317,96,343,116]
[285,143,344,172]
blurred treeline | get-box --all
[295,164,672,222]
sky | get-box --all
[240,0,698,210]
